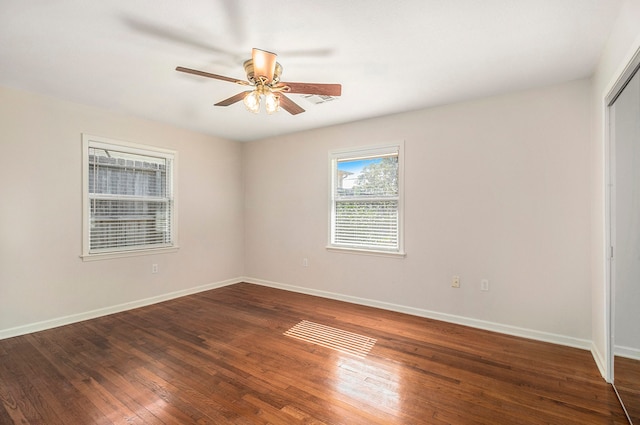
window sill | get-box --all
[326,246,406,258]
[80,246,179,262]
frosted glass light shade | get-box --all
[265,92,280,114]
[243,91,261,113]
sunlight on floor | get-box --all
[284,320,376,358]
[334,355,403,416]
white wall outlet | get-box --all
[452,275,460,288]
[152,264,158,274]
[481,279,489,291]
[302,258,309,267]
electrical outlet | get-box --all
[152,264,158,274]
[452,275,460,288]
[302,258,309,267]
[481,279,489,291]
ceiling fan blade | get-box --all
[252,48,277,83]
[279,82,342,96]
[278,94,305,115]
[214,91,251,107]
[122,16,237,56]
[176,66,247,85]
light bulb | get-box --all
[265,92,280,114]
[243,91,260,113]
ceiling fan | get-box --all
[176,48,342,115]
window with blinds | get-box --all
[82,135,176,258]
[330,144,403,253]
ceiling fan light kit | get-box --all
[177,48,341,115]
[243,84,280,114]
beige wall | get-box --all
[244,79,593,346]
[590,0,640,379]
[4,5,640,371]
[0,85,244,336]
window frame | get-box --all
[327,142,405,257]
[81,134,179,261]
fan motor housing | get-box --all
[243,59,282,85]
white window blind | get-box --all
[82,135,176,258]
[330,145,403,253]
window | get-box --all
[329,143,404,255]
[81,134,177,260]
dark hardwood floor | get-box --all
[615,356,640,423]
[0,283,628,424]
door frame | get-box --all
[605,46,640,383]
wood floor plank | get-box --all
[614,356,640,423]
[0,282,629,424]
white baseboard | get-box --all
[614,344,640,361]
[242,276,593,351]
[591,342,610,382]
[0,276,594,355]
[0,277,242,340]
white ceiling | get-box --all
[0,0,623,142]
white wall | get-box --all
[590,0,640,379]
[0,85,244,337]
[244,79,592,345]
